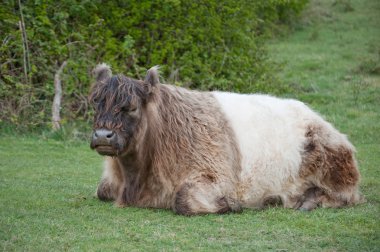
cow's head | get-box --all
[89,64,159,156]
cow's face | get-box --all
[89,64,159,156]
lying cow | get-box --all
[89,63,363,215]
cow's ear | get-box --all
[93,63,112,82]
[144,66,160,93]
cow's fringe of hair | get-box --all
[89,73,147,130]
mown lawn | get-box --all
[1,0,379,251]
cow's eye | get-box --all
[92,98,99,105]
[129,107,137,112]
[119,106,137,113]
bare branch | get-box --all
[52,61,67,131]
[19,21,28,84]
[18,0,31,84]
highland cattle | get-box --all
[89,64,363,215]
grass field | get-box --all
[1,0,379,251]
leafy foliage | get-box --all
[0,0,308,129]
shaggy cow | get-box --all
[89,64,363,215]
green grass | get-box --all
[0,138,378,251]
[1,0,379,251]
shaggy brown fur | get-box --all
[298,125,362,210]
[90,65,242,215]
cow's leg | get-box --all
[173,177,241,216]
[97,157,123,202]
[297,185,364,211]
[296,187,323,211]
[283,187,339,211]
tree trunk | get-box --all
[52,61,67,131]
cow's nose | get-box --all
[92,129,116,145]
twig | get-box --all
[131,53,141,79]
[19,21,28,84]
[18,0,30,84]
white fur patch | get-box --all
[212,92,349,207]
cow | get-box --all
[89,63,364,215]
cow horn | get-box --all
[93,63,112,82]
[145,66,160,86]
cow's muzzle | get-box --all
[91,129,118,156]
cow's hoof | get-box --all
[97,181,114,201]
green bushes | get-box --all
[0,0,308,130]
